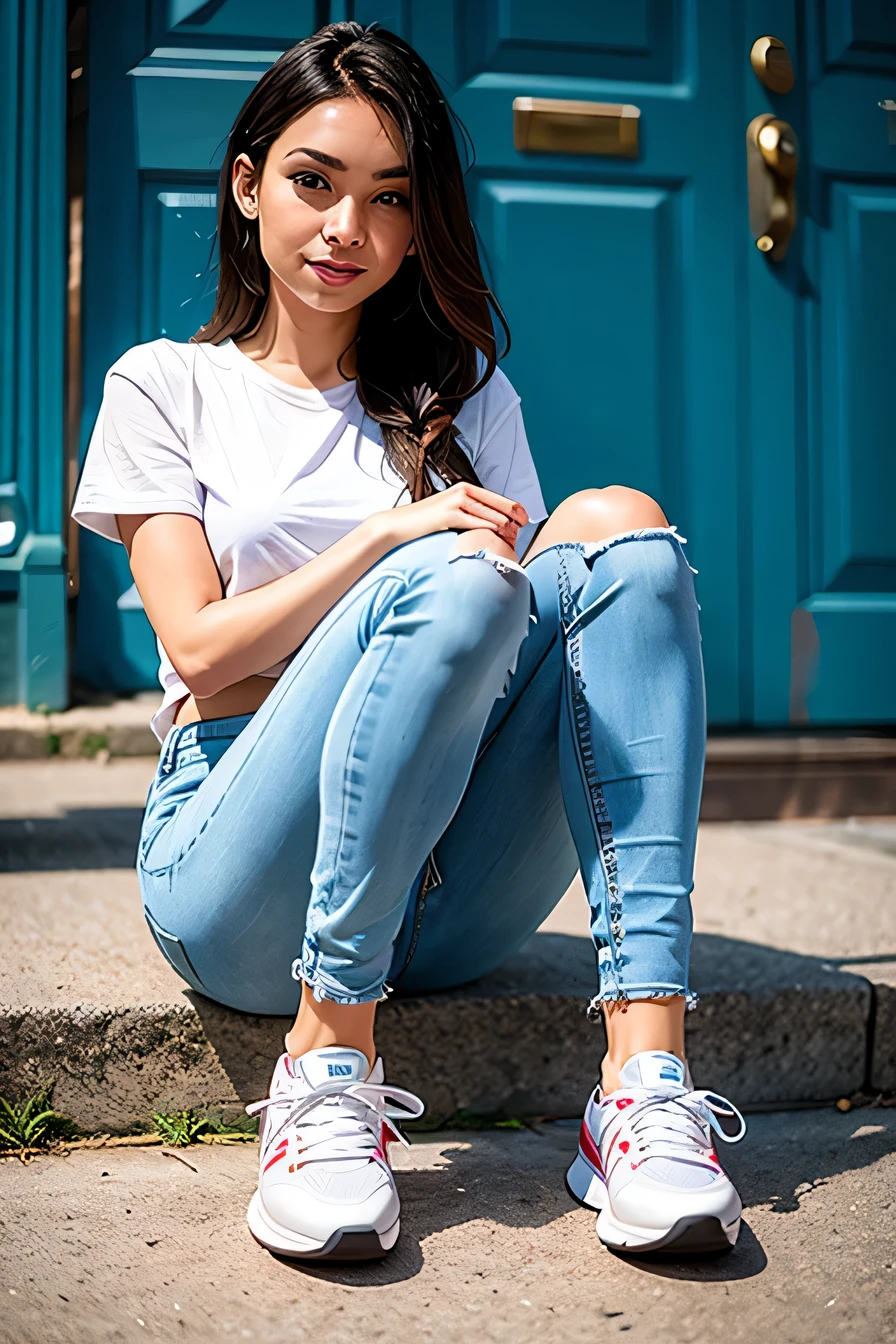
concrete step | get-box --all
[0,697,160,759]
[2,697,895,817]
[1,759,894,1131]
[702,732,896,821]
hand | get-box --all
[374,482,529,551]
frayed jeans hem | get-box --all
[290,956,390,1007]
[586,985,699,1020]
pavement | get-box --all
[1,759,896,1130]
[1,1107,895,1344]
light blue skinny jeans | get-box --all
[138,528,705,1017]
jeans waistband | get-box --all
[160,713,254,774]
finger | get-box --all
[463,485,528,525]
[450,512,498,533]
[457,498,518,531]
[453,512,520,548]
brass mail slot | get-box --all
[513,96,640,158]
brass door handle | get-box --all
[746,114,798,261]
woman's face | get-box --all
[232,97,414,313]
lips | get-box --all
[305,257,367,286]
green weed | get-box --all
[44,732,61,756]
[151,1108,258,1147]
[0,1093,81,1151]
[80,732,109,759]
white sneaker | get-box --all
[566,1050,746,1254]
[246,1046,424,1260]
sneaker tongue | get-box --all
[295,1047,370,1090]
[618,1051,686,1089]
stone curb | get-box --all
[3,703,894,817]
[0,945,876,1133]
[0,702,159,759]
[3,701,894,767]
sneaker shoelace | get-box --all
[605,1087,746,1166]
[247,1079,425,1169]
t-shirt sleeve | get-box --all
[72,348,204,544]
[455,366,548,559]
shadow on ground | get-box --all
[0,808,144,870]
[265,1130,768,1289]
[262,1109,896,1288]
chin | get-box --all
[306,290,367,313]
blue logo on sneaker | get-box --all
[660,1065,682,1081]
[327,1063,353,1078]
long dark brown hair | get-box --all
[194,21,509,502]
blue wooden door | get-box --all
[746,1,896,724]
[76,1,894,727]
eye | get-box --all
[374,190,409,208]
[289,172,331,192]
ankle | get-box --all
[600,1048,687,1095]
[284,1024,375,1069]
[285,983,377,1070]
[600,1058,621,1094]
[599,996,687,1093]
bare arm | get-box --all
[118,483,528,699]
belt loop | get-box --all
[160,727,180,775]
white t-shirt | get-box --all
[72,337,548,741]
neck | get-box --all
[237,275,360,390]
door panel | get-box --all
[154,0,316,44]
[795,2,896,722]
[477,181,683,514]
[131,49,273,172]
[820,185,896,593]
[823,3,896,71]
[141,187,219,342]
[459,0,679,83]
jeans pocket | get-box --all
[139,758,209,874]
[144,906,208,996]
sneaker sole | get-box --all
[247,1189,399,1261]
[565,1151,607,1210]
[565,1152,741,1256]
[597,1211,740,1255]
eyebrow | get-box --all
[284,146,409,180]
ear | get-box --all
[232,152,259,221]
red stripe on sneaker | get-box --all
[263,1149,287,1173]
[381,1120,401,1162]
[578,1119,604,1174]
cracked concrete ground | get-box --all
[1,1107,895,1344]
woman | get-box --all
[73,22,745,1262]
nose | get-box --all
[321,194,365,249]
